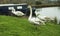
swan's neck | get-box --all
[12,9,15,13]
[29,6,32,19]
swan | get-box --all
[37,15,55,22]
[8,7,25,16]
[35,11,54,22]
[28,5,45,25]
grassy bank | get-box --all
[0,15,60,36]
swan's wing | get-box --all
[17,11,25,15]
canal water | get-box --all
[35,7,60,24]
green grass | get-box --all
[0,15,60,36]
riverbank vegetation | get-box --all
[0,0,60,5]
[0,0,60,8]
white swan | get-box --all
[28,5,45,25]
[8,7,25,16]
[37,15,55,22]
[35,11,54,22]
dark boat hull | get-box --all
[0,4,36,16]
